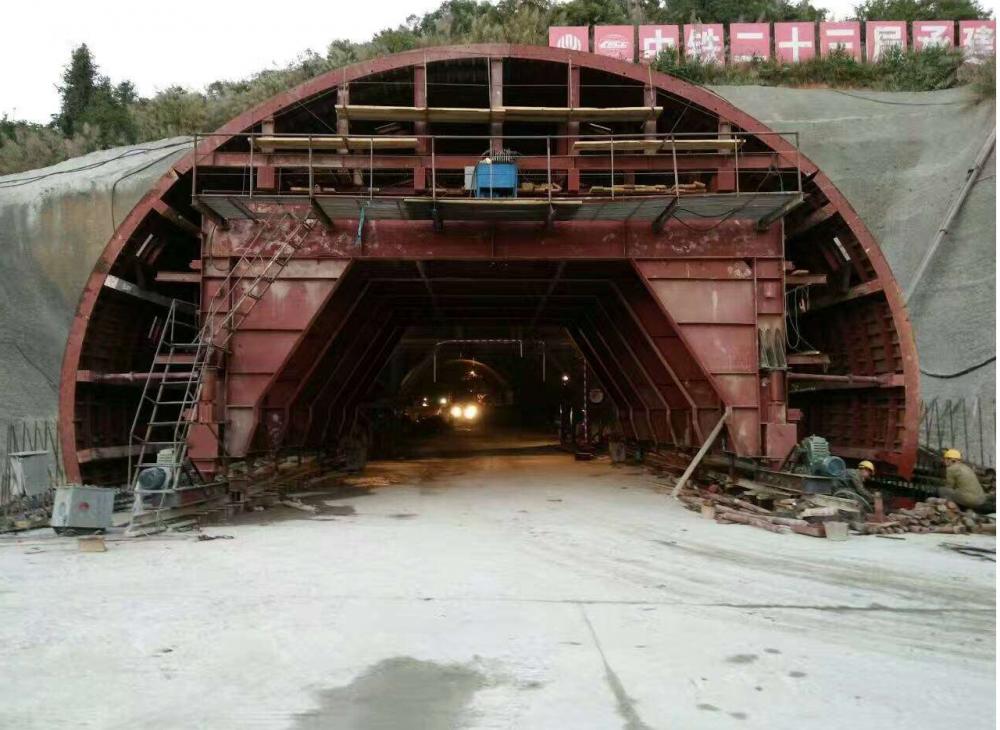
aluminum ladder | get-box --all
[127,211,315,504]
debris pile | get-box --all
[677,482,997,539]
[864,497,996,536]
[676,482,857,538]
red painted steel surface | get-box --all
[58,44,921,484]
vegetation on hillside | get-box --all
[654,44,982,92]
[0,0,993,176]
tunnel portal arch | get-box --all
[59,44,919,485]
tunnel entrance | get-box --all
[208,258,728,476]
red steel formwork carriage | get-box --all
[59,44,919,488]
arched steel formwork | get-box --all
[59,44,919,486]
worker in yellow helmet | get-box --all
[843,459,876,502]
[938,449,986,509]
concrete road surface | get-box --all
[0,436,994,729]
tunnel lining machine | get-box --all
[59,44,919,489]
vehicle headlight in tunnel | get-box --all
[450,404,463,418]
[439,397,448,405]
[463,404,479,420]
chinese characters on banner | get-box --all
[867,21,907,61]
[730,23,770,62]
[960,20,996,61]
[775,22,816,62]
[639,25,680,61]
[594,26,634,61]
[913,20,955,49]
[549,21,996,65]
[548,26,588,52]
[819,22,862,59]
[684,24,725,64]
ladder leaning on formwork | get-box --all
[127,210,316,510]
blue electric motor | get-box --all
[473,150,519,198]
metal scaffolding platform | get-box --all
[195,191,802,227]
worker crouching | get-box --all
[938,449,986,509]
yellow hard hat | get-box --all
[943,448,962,460]
[858,460,875,473]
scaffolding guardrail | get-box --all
[189,129,802,210]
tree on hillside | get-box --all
[853,0,992,20]
[657,0,827,23]
[56,44,99,137]
[54,44,138,148]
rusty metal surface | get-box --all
[57,44,920,484]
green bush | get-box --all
[653,45,966,92]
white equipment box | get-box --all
[50,486,115,533]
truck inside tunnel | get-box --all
[58,45,921,512]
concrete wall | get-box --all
[0,87,994,459]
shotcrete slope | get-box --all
[0,138,190,422]
[715,86,996,404]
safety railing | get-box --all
[190,129,802,203]
[919,396,996,469]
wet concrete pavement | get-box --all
[0,431,995,729]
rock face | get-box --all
[0,88,994,459]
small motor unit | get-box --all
[50,486,115,534]
[472,151,518,198]
[796,435,847,495]
[799,435,847,479]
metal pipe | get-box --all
[904,128,995,304]
[192,133,198,198]
[609,135,615,199]
[546,136,552,205]
[786,372,884,385]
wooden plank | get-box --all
[574,139,662,153]
[786,352,830,367]
[151,200,201,236]
[785,272,827,286]
[787,202,837,238]
[103,275,196,312]
[507,106,662,122]
[671,407,732,498]
[573,138,743,154]
[253,135,419,151]
[665,138,744,152]
[155,271,201,283]
[807,279,885,312]
[337,104,662,124]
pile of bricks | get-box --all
[676,482,857,539]
[860,497,996,536]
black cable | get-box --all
[0,139,191,189]
[0,340,57,391]
[829,88,965,106]
[920,356,996,379]
[110,145,191,229]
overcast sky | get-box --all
[2,0,995,123]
